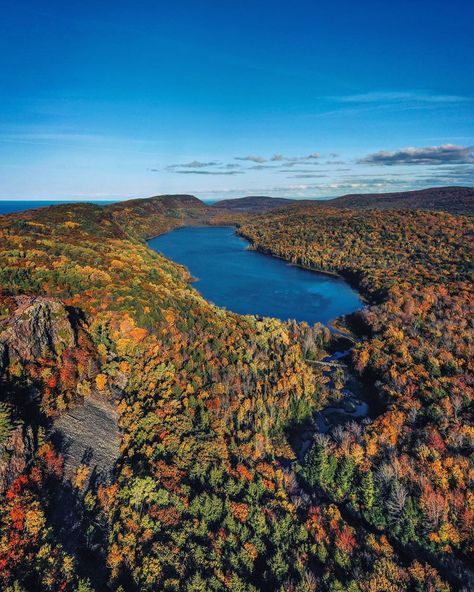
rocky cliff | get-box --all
[1,295,77,363]
[0,295,118,489]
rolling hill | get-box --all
[325,185,474,215]
[212,186,474,215]
[212,195,296,213]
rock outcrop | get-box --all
[0,295,77,365]
[0,295,118,488]
[52,392,120,485]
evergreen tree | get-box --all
[360,470,375,510]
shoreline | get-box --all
[146,223,369,320]
[144,222,237,242]
[236,228,371,304]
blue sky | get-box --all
[1,0,473,200]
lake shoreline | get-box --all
[144,222,237,242]
[148,225,363,327]
[148,224,376,435]
[147,223,370,307]
[236,227,372,305]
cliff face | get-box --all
[52,392,119,485]
[0,295,118,488]
[0,295,76,364]
[0,296,76,490]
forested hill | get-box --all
[0,196,316,590]
[0,197,334,591]
[212,195,296,213]
[239,205,474,590]
[0,195,472,591]
[211,186,474,215]
[323,186,474,215]
[106,194,215,238]
[0,194,225,242]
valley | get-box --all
[0,189,472,591]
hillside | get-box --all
[211,186,474,215]
[325,186,474,215]
[107,194,216,237]
[240,205,474,589]
[0,197,332,591]
[0,195,472,591]
[212,195,296,213]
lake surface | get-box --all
[149,226,362,325]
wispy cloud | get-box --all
[0,131,119,145]
[200,164,474,200]
[182,160,221,168]
[358,144,474,166]
[218,163,242,170]
[154,146,474,191]
[235,155,267,163]
[410,165,474,185]
[270,152,320,163]
[276,168,328,173]
[159,153,325,176]
[310,91,473,120]
[0,128,163,147]
[287,173,328,179]
[175,170,244,175]
[234,152,321,165]
[247,164,281,170]
[166,160,221,170]
[335,91,470,104]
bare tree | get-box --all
[386,481,408,522]
[451,394,463,420]
[347,420,363,442]
[304,570,318,592]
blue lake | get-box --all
[149,226,362,325]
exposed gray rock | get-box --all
[0,295,116,488]
[52,391,120,485]
[0,295,76,364]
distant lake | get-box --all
[149,226,362,325]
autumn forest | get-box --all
[0,193,472,592]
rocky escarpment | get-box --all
[0,295,98,413]
[52,392,120,485]
[0,295,119,488]
[0,295,77,364]
[0,295,76,491]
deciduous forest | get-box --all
[0,196,472,591]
